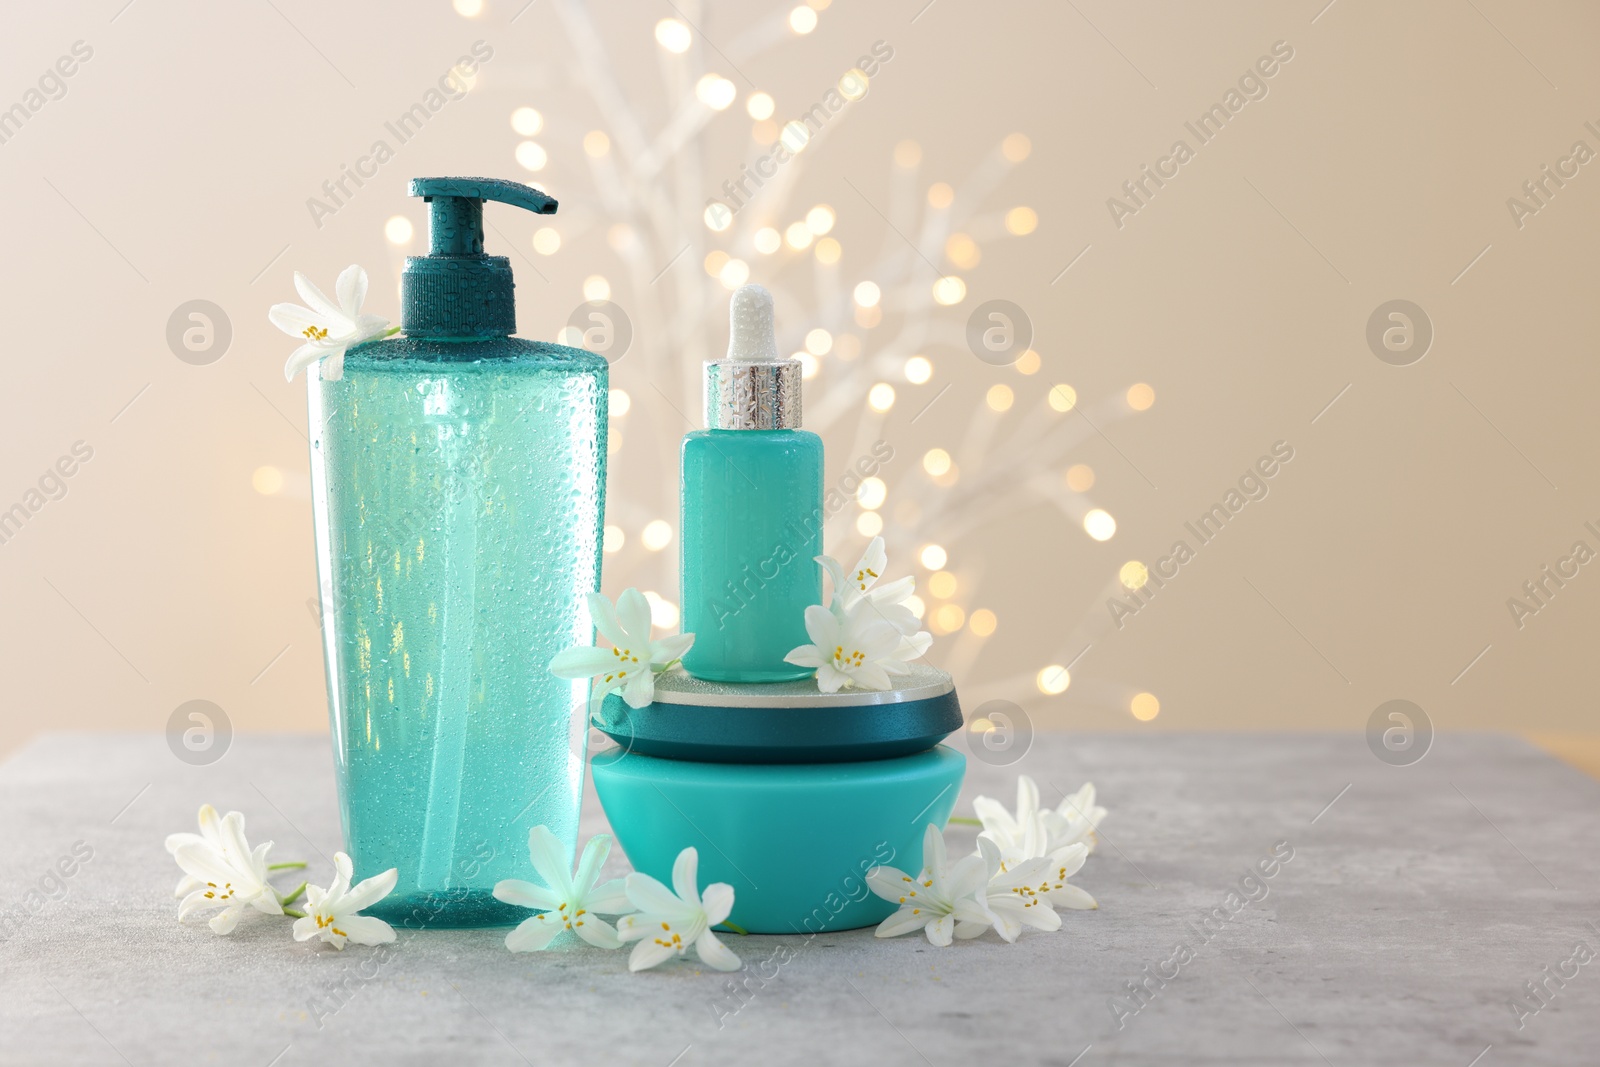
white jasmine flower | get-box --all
[550,588,695,709]
[974,775,1107,862]
[1044,781,1108,856]
[783,600,905,692]
[164,802,231,899]
[865,823,990,946]
[167,805,284,935]
[615,847,741,972]
[958,837,1095,943]
[269,264,392,381]
[816,536,932,666]
[493,826,633,951]
[292,852,398,950]
[1033,841,1098,912]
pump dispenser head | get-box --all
[401,177,557,338]
[706,284,802,429]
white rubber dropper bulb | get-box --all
[727,284,780,362]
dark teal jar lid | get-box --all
[592,663,962,764]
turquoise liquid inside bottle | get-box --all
[679,430,822,682]
[309,338,606,926]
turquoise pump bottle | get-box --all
[307,177,607,926]
[680,285,823,682]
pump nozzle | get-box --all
[401,176,557,338]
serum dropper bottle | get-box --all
[680,285,824,682]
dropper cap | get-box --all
[401,177,557,338]
[706,284,802,430]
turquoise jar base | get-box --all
[591,745,967,934]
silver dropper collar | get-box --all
[705,284,803,430]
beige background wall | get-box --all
[1,0,1596,758]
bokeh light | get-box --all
[1131,693,1161,721]
[641,520,673,551]
[1084,509,1116,541]
[919,544,948,570]
[1036,666,1070,695]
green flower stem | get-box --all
[267,861,307,871]
[718,921,749,936]
[283,908,306,919]
[278,882,308,909]
[946,816,982,827]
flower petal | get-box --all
[337,914,396,946]
[493,878,562,911]
[925,912,956,947]
[208,903,246,935]
[573,915,622,950]
[783,645,826,669]
[549,645,619,678]
[803,603,841,647]
[695,930,742,971]
[284,341,330,382]
[268,301,327,338]
[670,848,701,908]
[623,872,690,918]
[294,271,346,324]
[615,588,653,644]
[573,833,611,896]
[584,878,633,915]
[873,906,930,939]
[335,264,368,319]
[864,865,912,904]
[627,936,679,972]
[699,883,734,927]
[505,913,564,952]
[651,632,695,666]
[340,867,399,914]
[1048,884,1098,910]
[525,825,575,897]
[292,914,319,941]
[621,670,655,709]
[589,592,629,649]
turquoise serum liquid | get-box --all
[680,285,822,682]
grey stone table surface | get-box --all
[1,731,1597,1067]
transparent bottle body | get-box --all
[308,338,606,926]
[680,429,823,682]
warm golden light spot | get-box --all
[1036,666,1070,695]
[856,511,883,537]
[1048,384,1077,412]
[384,216,413,244]
[806,205,836,235]
[532,227,561,254]
[928,570,957,599]
[603,525,624,553]
[945,233,980,269]
[747,92,775,120]
[922,448,951,477]
[919,544,947,570]
[986,384,1014,412]
[1015,349,1041,375]
[1001,133,1032,162]
[1084,509,1117,542]
[1120,561,1149,589]
[931,276,966,305]
[969,609,997,636]
[785,222,813,250]
[933,603,965,633]
[927,183,954,210]
[868,383,895,412]
[904,356,932,384]
[510,107,543,136]
[1131,692,1160,721]
[252,466,283,495]
[1127,383,1155,411]
[814,237,841,264]
[894,140,922,168]
[1005,206,1038,236]
[641,520,673,552]
[856,477,887,510]
[1065,464,1094,492]
[754,227,782,255]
